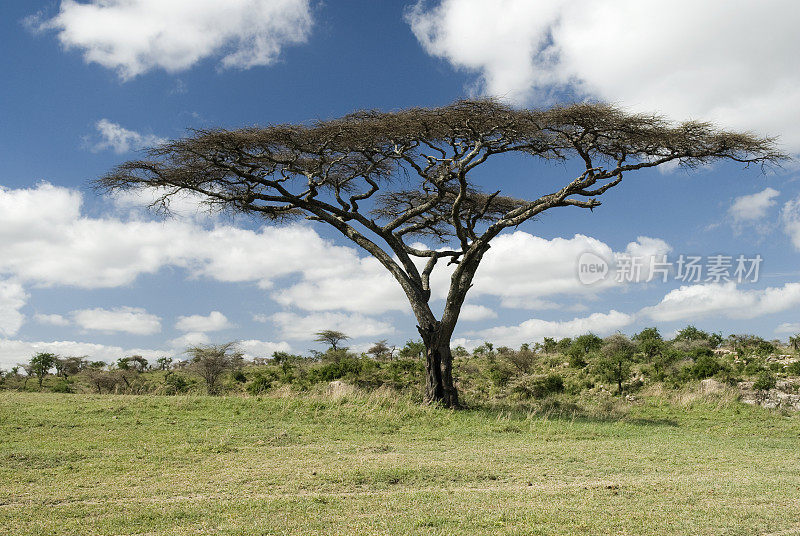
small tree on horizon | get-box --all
[97,99,782,407]
[187,342,243,395]
[789,335,800,353]
[54,356,87,379]
[314,330,350,352]
[367,339,393,360]
[29,352,58,390]
[398,340,426,360]
[633,328,675,380]
[596,334,637,394]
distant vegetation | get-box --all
[3,326,799,411]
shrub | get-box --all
[511,373,564,398]
[397,340,425,360]
[272,351,305,364]
[452,346,469,358]
[713,367,741,386]
[753,371,777,391]
[691,355,722,379]
[572,333,603,354]
[487,360,513,387]
[164,373,192,395]
[51,380,73,393]
[247,371,279,395]
[787,361,800,375]
[232,370,247,383]
[647,347,680,381]
[314,356,376,382]
[555,337,572,353]
[566,346,587,368]
[674,325,711,343]
[83,369,119,394]
[743,360,766,376]
[503,349,538,374]
[384,359,425,391]
[690,346,714,360]
[669,364,695,387]
[473,342,495,358]
[755,340,776,357]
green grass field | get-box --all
[2,390,800,535]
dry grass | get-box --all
[1,390,800,535]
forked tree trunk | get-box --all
[409,247,485,409]
[418,321,459,408]
[424,341,458,407]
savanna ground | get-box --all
[2,389,800,535]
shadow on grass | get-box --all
[459,398,680,428]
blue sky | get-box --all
[1,0,799,366]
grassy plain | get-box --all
[1,390,800,535]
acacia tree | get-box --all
[367,339,394,360]
[98,100,781,407]
[54,356,87,379]
[314,329,350,351]
[187,342,244,395]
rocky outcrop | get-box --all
[739,380,800,410]
[700,378,726,393]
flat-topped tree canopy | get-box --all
[97,99,785,407]
[99,99,781,241]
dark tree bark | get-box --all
[96,100,783,408]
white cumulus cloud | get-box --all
[72,306,162,335]
[35,0,314,80]
[272,256,409,314]
[91,119,166,154]
[0,280,28,338]
[270,312,395,341]
[238,339,292,359]
[0,183,360,290]
[458,304,498,322]
[408,0,800,152]
[34,313,70,327]
[0,338,168,369]
[167,332,211,349]
[775,322,800,335]
[729,188,780,223]
[728,187,780,234]
[641,281,800,323]
[175,311,233,332]
[459,232,670,307]
[471,310,633,348]
[781,195,800,250]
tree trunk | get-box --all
[418,322,459,408]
